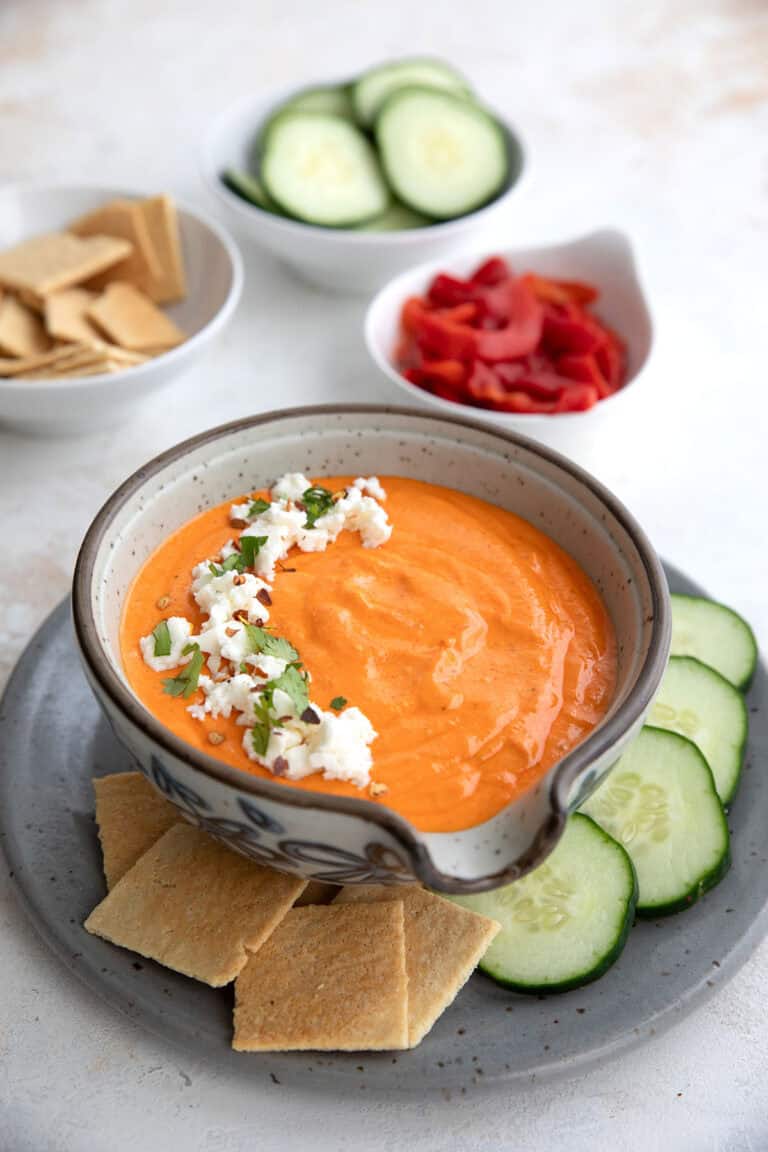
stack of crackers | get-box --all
[0,196,186,381]
[85,773,500,1052]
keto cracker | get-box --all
[87,281,185,350]
[85,823,306,986]
[70,200,162,293]
[233,902,409,1051]
[0,293,52,356]
[334,884,500,1046]
[136,195,186,303]
[44,288,102,345]
[93,772,181,889]
[0,232,131,296]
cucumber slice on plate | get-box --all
[649,655,748,805]
[221,169,277,212]
[281,83,354,121]
[352,57,471,127]
[375,87,509,220]
[582,726,730,917]
[671,594,757,691]
[449,814,636,993]
[261,113,389,227]
[356,200,431,231]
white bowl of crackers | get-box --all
[0,185,243,435]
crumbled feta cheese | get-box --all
[192,569,271,626]
[242,703,377,787]
[139,616,193,672]
[270,472,311,502]
[353,476,387,501]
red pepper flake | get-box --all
[300,706,320,725]
[272,756,289,776]
[257,587,272,607]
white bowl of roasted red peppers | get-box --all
[365,229,653,423]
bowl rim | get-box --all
[201,83,527,243]
[72,403,670,892]
[363,228,653,422]
[0,182,244,392]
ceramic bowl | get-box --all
[0,185,243,436]
[365,230,653,454]
[72,406,670,893]
[202,86,525,294]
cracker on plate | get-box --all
[136,195,186,304]
[93,772,181,889]
[334,883,500,1046]
[44,288,102,345]
[70,200,162,293]
[233,902,409,1051]
[0,232,132,296]
[87,281,185,351]
[0,293,52,356]
[84,822,306,986]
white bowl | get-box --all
[364,229,653,453]
[202,85,526,294]
[0,185,243,436]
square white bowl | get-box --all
[0,185,243,436]
[365,229,653,454]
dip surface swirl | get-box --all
[121,476,616,832]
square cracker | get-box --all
[0,342,101,377]
[136,195,186,303]
[87,281,185,351]
[93,772,182,888]
[233,903,409,1051]
[0,232,132,296]
[70,200,162,293]
[44,288,102,345]
[84,822,306,986]
[334,884,500,1046]
[0,293,52,356]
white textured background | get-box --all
[0,1,767,1149]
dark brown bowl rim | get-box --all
[72,404,670,893]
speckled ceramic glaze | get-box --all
[72,406,670,892]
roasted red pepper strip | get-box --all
[471,280,543,361]
[523,273,599,307]
[470,256,511,287]
[553,384,600,412]
[541,303,602,356]
[427,273,474,308]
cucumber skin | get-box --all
[478,816,638,995]
[351,57,471,126]
[374,86,510,221]
[221,169,280,214]
[260,112,390,229]
[671,594,758,692]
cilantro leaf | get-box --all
[152,620,171,658]
[248,498,271,517]
[330,696,347,711]
[209,553,244,577]
[268,664,309,715]
[162,644,204,699]
[239,535,267,568]
[250,696,273,756]
[302,485,334,528]
[243,624,299,663]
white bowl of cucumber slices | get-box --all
[203,59,525,293]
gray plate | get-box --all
[1,566,766,1095]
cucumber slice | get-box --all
[449,814,636,993]
[221,169,277,212]
[281,83,354,121]
[260,113,389,227]
[649,655,748,805]
[356,200,432,231]
[352,57,471,127]
[671,594,757,691]
[375,87,509,220]
[582,727,730,916]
